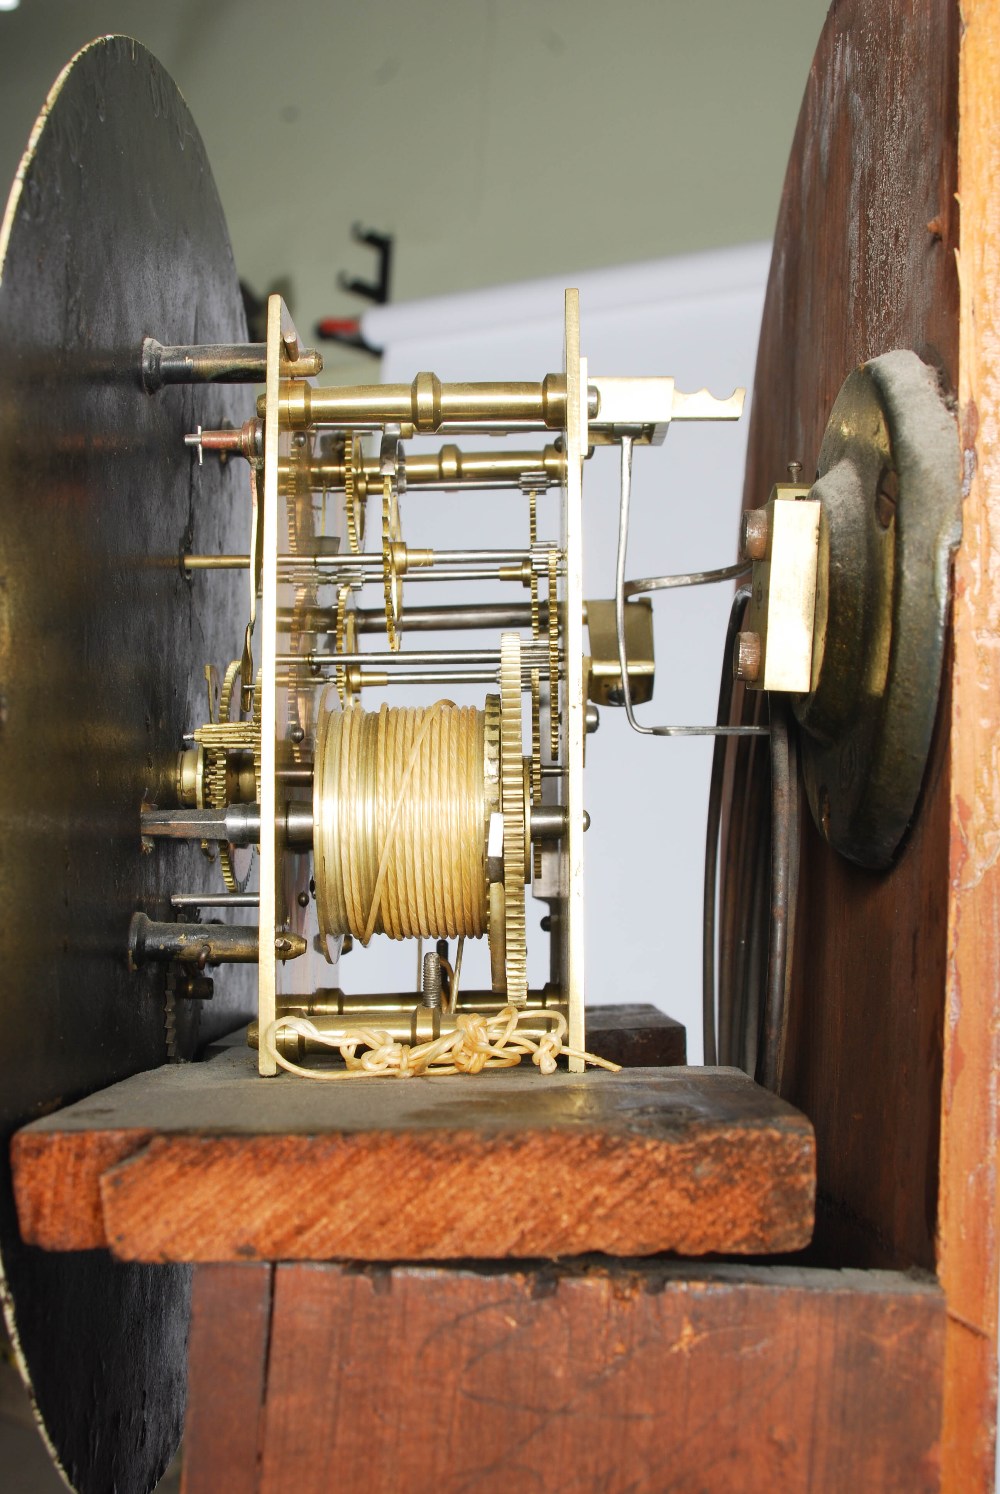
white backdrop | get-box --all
[347,243,769,1061]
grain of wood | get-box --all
[183,1261,945,1494]
[11,1047,814,1262]
[940,2,1000,1487]
[735,0,959,1272]
[731,0,999,1483]
[181,1264,272,1494]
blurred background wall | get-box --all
[0,0,829,383]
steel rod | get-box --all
[142,337,321,391]
[354,669,497,685]
[171,893,260,908]
[355,602,540,633]
[141,806,261,845]
[279,649,504,667]
[624,560,752,596]
[185,548,541,570]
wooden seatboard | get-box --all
[182,1260,944,1494]
[12,1044,813,1262]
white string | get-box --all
[262,1004,621,1081]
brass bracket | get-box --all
[586,596,655,706]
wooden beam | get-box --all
[182,1261,945,1494]
[583,1001,686,1066]
[941,1,1000,1486]
[182,1264,272,1494]
[12,1046,813,1262]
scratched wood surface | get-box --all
[180,1261,945,1494]
[11,1047,813,1262]
[940,1,1000,1486]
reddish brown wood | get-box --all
[940,3,1000,1486]
[11,1047,813,1262]
[181,1264,272,1494]
[182,1260,945,1494]
[736,0,959,1273]
[734,2,1000,1486]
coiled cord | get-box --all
[314,701,488,946]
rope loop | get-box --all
[262,1005,621,1081]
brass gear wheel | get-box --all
[193,659,260,893]
[499,632,527,1003]
[218,657,241,723]
[547,548,560,760]
[333,583,352,705]
[530,667,542,879]
[343,435,364,554]
[483,693,505,993]
[528,490,543,877]
[382,473,403,651]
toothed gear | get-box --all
[192,659,259,894]
[547,549,560,760]
[252,669,263,798]
[483,694,505,990]
[499,633,527,1004]
[382,473,402,651]
[219,658,241,723]
[344,435,363,554]
[334,583,352,705]
[530,666,543,878]
[164,981,179,1062]
[286,584,315,759]
[528,491,543,876]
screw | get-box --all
[290,725,305,744]
[740,509,769,561]
[297,890,310,908]
[421,949,442,1009]
[733,631,762,684]
[787,460,803,482]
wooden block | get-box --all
[183,1259,944,1494]
[584,1001,686,1066]
[12,1046,813,1262]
